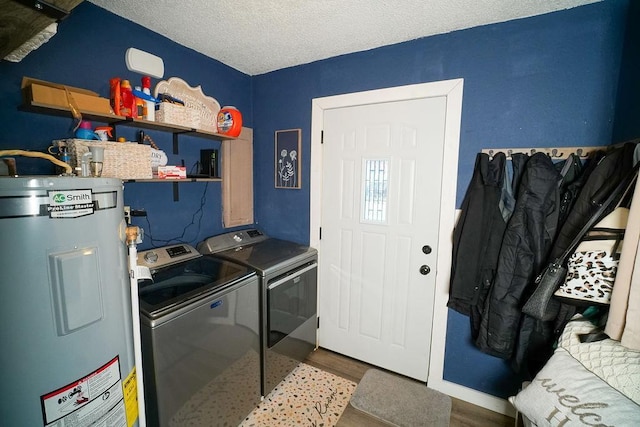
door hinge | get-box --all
[321,130,324,144]
[317,317,320,329]
[319,227,322,240]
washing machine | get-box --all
[137,243,261,426]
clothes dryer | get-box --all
[198,229,318,397]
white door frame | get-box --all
[310,80,515,416]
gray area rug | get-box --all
[350,369,451,426]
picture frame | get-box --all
[275,129,302,189]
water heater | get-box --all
[0,177,138,426]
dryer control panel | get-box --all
[197,228,268,253]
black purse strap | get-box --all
[556,162,640,264]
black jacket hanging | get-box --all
[511,143,638,377]
[549,143,637,260]
[471,152,529,339]
[448,152,507,317]
[475,152,562,359]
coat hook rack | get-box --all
[482,145,609,160]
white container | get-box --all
[0,177,138,426]
[143,87,155,121]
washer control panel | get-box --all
[137,244,201,269]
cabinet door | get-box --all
[222,127,254,227]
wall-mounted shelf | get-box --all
[20,101,232,201]
[19,101,235,153]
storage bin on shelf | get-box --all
[55,139,153,179]
[155,102,199,129]
[153,77,219,132]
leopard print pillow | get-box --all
[554,250,618,305]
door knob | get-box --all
[422,245,432,254]
[419,265,431,275]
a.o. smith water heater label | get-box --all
[41,356,127,427]
[47,189,95,218]
[123,366,139,427]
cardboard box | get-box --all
[22,77,112,115]
[157,165,187,179]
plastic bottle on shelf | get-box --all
[120,79,135,118]
[75,120,96,139]
[134,86,145,118]
[142,76,155,121]
[109,78,121,115]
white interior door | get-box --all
[319,96,447,381]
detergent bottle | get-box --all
[217,106,242,137]
[120,79,135,118]
[142,76,155,121]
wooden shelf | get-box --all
[19,101,235,141]
[21,101,230,201]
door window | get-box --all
[361,158,389,224]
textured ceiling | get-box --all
[88,0,600,76]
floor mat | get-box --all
[350,369,451,426]
[240,363,356,427]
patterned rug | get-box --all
[240,363,357,427]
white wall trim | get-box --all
[310,80,514,416]
[436,378,517,416]
[428,209,517,418]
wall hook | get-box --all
[550,148,564,158]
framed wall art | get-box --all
[275,129,301,189]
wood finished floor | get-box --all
[304,348,515,427]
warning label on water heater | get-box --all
[41,356,127,427]
[47,189,95,218]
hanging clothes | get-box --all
[549,144,637,348]
[554,153,586,228]
[470,152,529,338]
[499,153,528,223]
[606,144,640,347]
[475,152,562,359]
[507,152,588,377]
[448,152,507,319]
[548,143,637,261]
[512,144,637,378]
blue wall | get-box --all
[253,1,630,241]
[251,0,632,398]
[1,0,635,399]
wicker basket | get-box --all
[155,102,198,129]
[153,77,219,132]
[57,139,153,179]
